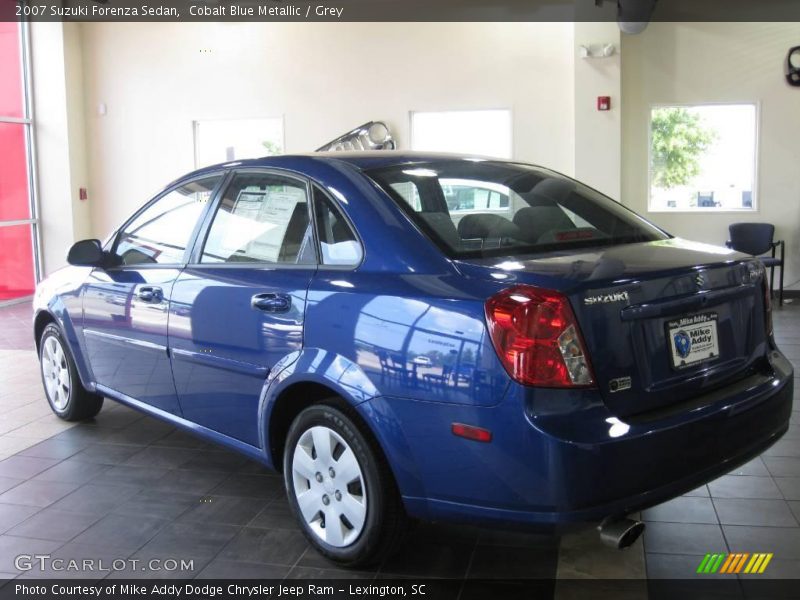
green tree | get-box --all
[650,107,716,189]
[261,139,282,156]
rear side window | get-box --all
[367,161,668,258]
[114,176,220,266]
[201,173,315,265]
[313,187,363,266]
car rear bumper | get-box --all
[362,350,793,529]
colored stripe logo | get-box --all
[696,553,773,574]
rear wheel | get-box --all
[39,323,103,421]
[283,404,406,567]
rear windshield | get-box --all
[367,160,669,258]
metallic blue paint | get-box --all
[33,152,794,531]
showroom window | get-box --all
[648,103,758,212]
[0,23,38,303]
[193,118,284,168]
[410,109,512,159]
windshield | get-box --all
[367,160,669,258]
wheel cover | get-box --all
[291,425,368,548]
[41,336,70,411]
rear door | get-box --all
[168,170,316,446]
[82,174,223,414]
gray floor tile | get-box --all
[195,558,289,579]
[109,489,198,520]
[69,443,142,466]
[31,458,110,485]
[93,464,171,487]
[643,496,719,524]
[210,473,284,500]
[55,483,140,516]
[642,522,727,555]
[248,501,300,531]
[0,457,59,479]
[708,475,784,499]
[713,498,799,527]
[727,457,770,477]
[136,521,239,558]
[7,507,101,541]
[71,513,169,552]
[149,468,228,495]
[790,501,800,523]
[123,446,198,469]
[775,477,800,500]
[763,456,800,477]
[18,440,87,460]
[178,495,265,526]
[763,438,800,458]
[0,479,21,496]
[0,504,40,534]
[723,525,800,559]
[218,527,308,566]
[0,480,80,508]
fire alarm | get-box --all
[597,96,611,111]
[79,188,88,201]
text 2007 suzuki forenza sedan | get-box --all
[34,153,793,565]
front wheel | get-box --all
[283,404,406,567]
[39,323,103,421]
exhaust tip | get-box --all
[599,517,646,549]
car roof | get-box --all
[183,151,515,181]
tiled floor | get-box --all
[0,300,798,587]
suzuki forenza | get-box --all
[34,153,793,565]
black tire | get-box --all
[39,323,103,421]
[283,403,406,567]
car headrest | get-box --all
[457,214,521,240]
[527,178,576,207]
[513,206,575,242]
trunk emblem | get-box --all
[695,271,707,289]
[584,291,629,306]
[609,376,632,393]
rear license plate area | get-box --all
[667,312,720,370]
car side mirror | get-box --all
[67,239,105,267]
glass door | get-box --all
[0,23,38,304]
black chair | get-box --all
[726,223,785,306]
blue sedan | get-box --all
[33,152,793,565]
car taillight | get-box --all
[485,285,595,388]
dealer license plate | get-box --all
[667,313,720,369]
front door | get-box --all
[81,175,223,414]
[168,171,316,445]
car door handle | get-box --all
[136,286,163,303]
[251,293,292,313]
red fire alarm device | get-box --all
[79,188,88,201]
[597,96,611,111]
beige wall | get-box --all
[622,22,800,286]
[574,21,621,198]
[78,22,576,239]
